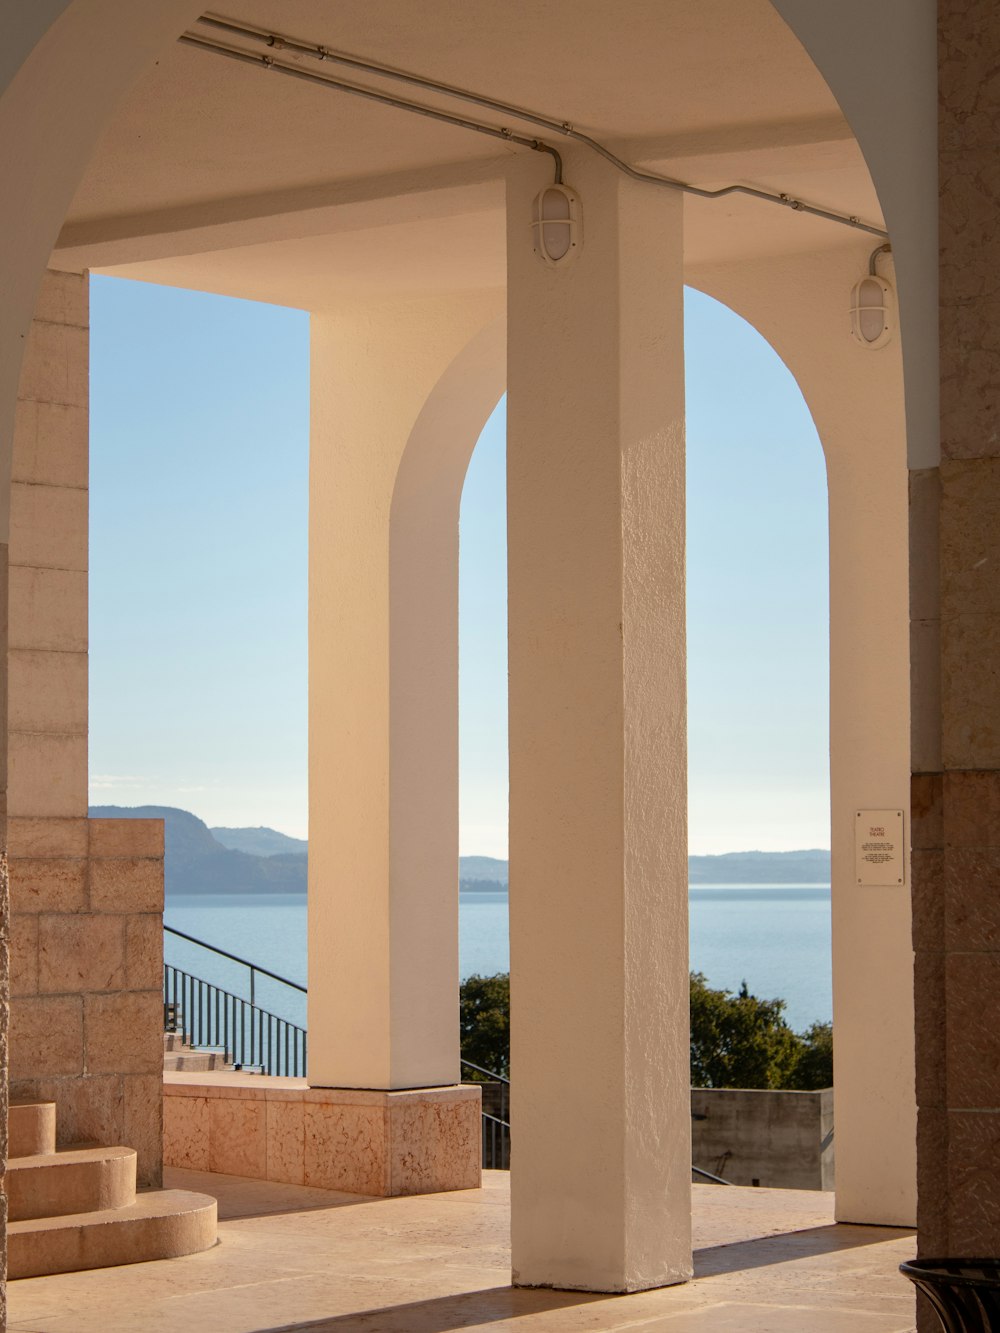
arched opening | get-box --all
[87,274,310,1049]
[0,1,935,1314]
[686,289,833,1136]
[455,290,834,1187]
[691,251,913,1225]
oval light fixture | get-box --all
[531,183,582,268]
[849,273,894,349]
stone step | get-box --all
[163,1032,187,1052]
[163,1050,233,1072]
[10,1101,56,1158]
[7,1146,137,1222]
[8,1189,219,1280]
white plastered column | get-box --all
[507,152,691,1292]
[691,247,915,1226]
[308,294,503,1091]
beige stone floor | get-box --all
[8,1169,918,1332]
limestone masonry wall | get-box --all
[9,817,164,1186]
[6,270,164,1187]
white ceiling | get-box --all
[56,0,884,307]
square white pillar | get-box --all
[506,153,691,1292]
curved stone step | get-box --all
[9,1101,56,1158]
[8,1189,219,1279]
[7,1146,137,1222]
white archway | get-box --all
[690,250,914,1224]
[307,297,504,1090]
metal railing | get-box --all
[461,1058,510,1170]
[692,1164,732,1185]
[162,929,726,1181]
[164,925,307,1077]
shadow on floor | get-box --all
[214,1195,386,1223]
[694,1221,916,1279]
[259,1286,612,1332]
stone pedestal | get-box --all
[164,1074,481,1196]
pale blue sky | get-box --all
[89,277,829,854]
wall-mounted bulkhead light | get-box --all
[531,184,582,268]
[849,272,894,350]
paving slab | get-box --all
[8,1169,917,1333]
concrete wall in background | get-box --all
[692,1087,834,1191]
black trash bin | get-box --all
[900,1258,1000,1333]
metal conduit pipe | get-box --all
[869,241,893,274]
[178,32,564,182]
[191,11,889,240]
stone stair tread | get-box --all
[163,1035,228,1053]
[163,1054,231,1069]
[8,1189,219,1280]
[9,1101,56,1158]
[9,1143,134,1165]
[7,1145,137,1222]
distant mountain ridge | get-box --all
[89,806,308,896]
[89,806,830,895]
[211,826,308,857]
[458,856,509,884]
[457,849,831,888]
[688,849,830,884]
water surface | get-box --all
[165,882,831,1034]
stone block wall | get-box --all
[9,817,164,1185]
[8,269,88,820]
[5,269,165,1186]
[911,5,1000,1311]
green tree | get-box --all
[459,972,510,1079]
[689,973,803,1089]
[786,1020,833,1090]
[458,970,833,1091]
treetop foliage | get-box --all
[459,972,510,1080]
[459,970,833,1090]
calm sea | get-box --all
[164,883,831,1036]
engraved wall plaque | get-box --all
[855,808,904,885]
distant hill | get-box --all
[688,849,830,883]
[89,807,830,894]
[459,856,509,885]
[211,826,308,857]
[89,806,307,896]
[459,877,510,893]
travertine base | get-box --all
[164,1074,481,1196]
